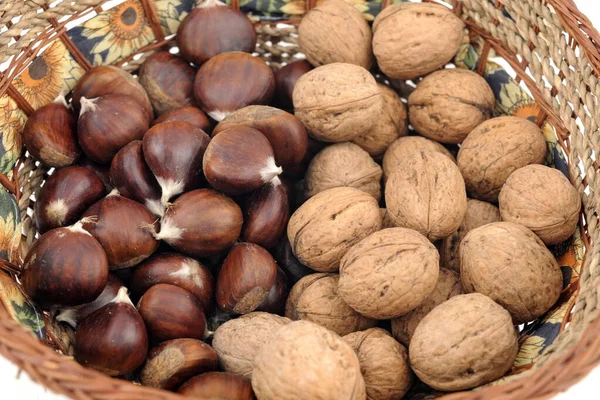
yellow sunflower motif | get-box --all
[514,335,546,368]
[82,0,155,65]
[0,95,25,173]
[0,213,19,262]
[154,0,189,35]
[281,0,306,16]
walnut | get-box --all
[306,142,382,200]
[380,208,395,229]
[372,3,464,80]
[408,69,495,144]
[460,222,563,323]
[409,293,518,391]
[457,116,547,202]
[499,164,581,245]
[293,63,382,142]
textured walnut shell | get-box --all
[252,321,366,400]
[343,328,413,400]
[382,136,455,183]
[440,199,501,272]
[499,165,581,245]
[408,69,495,143]
[298,0,373,69]
[352,84,408,158]
[380,208,395,229]
[285,273,376,336]
[287,187,382,272]
[212,312,291,378]
[339,228,439,319]
[306,143,382,200]
[409,293,518,391]
[391,268,463,345]
[457,116,547,202]
[372,3,464,80]
[460,222,562,323]
[385,151,467,241]
[293,63,382,142]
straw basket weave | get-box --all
[0,0,599,399]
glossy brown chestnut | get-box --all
[137,283,207,343]
[178,372,255,399]
[34,166,105,233]
[284,136,328,180]
[176,0,256,66]
[74,287,148,376]
[271,237,313,285]
[203,127,282,196]
[79,157,112,191]
[22,96,79,167]
[153,105,211,132]
[257,267,288,315]
[143,121,211,205]
[194,52,275,121]
[73,65,153,119]
[110,140,163,216]
[216,243,279,314]
[82,192,159,268]
[140,338,218,390]
[213,106,308,173]
[130,252,214,314]
[22,221,109,309]
[155,189,242,258]
[78,94,150,164]
[139,52,196,115]
[275,60,312,110]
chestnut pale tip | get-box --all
[66,218,95,236]
[55,308,77,327]
[112,286,134,306]
[46,199,68,225]
[169,259,204,287]
[156,177,185,207]
[145,198,166,217]
[260,156,283,183]
[79,97,99,116]
[154,215,186,241]
[53,93,69,108]
[208,110,230,122]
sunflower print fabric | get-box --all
[0,190,20,263]
[0,272,45,339]
[154,0,195,35]
[0,95,25,175]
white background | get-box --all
[1,0,599,399]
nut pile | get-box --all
[18,1,580,399]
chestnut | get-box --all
[34,166,105,233]
[79,156,112,191]
[22,221,108,309]
[82,191,159,268]
[142,121,211,205]
[213,106,308,174]
[78,94,150,164]
[140,338,218,390]
[137,283,207,343]
[110,140,163,216]
[194,52,275,121]
[154,189,242,258]
[139,52,196,115]
[74,287,148,376]
[275,60,312,110]
[178,372,255,399]
[130,252,214,314]
[216,243,279,314]
[73,65,153,119]
[258,267,288,315]
[154,105,211,132]
[271,237,313,285]
[22,95,79,167]
[285,136,328,180]
[176,0,256,65]
[203,127,282,195]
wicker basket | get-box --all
[0,0,599,399]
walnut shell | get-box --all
[287,187,382,272]
[380,208,395,229]
[343,328,413,400]
[353,84,408,158]
[499,165,581,245]
[440,199,501,272]
[339,228,439,319]
[457,116,547,202]
[382,136,455,183]
[306,142,382,200]
[409,293,518,391]
[298,0,373,69]
[285,273,377,336]
[252,320,366,400]
[385,151,467,241]
[408,69,494,144]
[293,63,382,142]
[372,3,464,80]
[212,312,290,378]
[460,222,562,323]
[391,268,463,345]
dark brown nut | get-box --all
[457,116,547,202]
[179,372,255,399]
[275,60,312,110]
[460,222,563,324]
[79,156,112,191]
[271,237,314,285]
[153,105,212,132]
[409,293,518,391]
